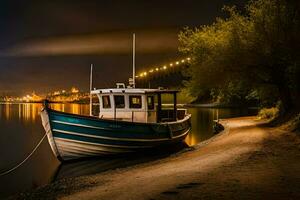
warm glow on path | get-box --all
[59,117,300,200]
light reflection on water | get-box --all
[0,103,41,121]
[0,103,90,121]
[0,103,257,198]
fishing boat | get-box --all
[41,87,191,161]
[40,34,191,161]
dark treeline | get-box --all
[179,0,299,115]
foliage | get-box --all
[177,88,197,104]
[179,0,300,111]
[258,106,279,119]
[160,88,196,104]
[210,80,255,105]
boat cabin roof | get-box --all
[91,88,179,95]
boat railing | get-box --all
[111,108,186,123]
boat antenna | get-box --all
[132,33,136,88]
[90,64,93,116]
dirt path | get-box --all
[15,117,300,200]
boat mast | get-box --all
[132,33,136,88]
[89,64,93,116]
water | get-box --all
[0,103,257,198]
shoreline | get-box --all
[11,116,300,200]
[185,103,259,109]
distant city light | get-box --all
[0,86,86,103]
[71,87,79,93]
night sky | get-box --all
[0,0,247,95]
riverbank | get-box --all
[11,116,300,200]
[185,102,258,109]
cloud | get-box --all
[0,29,179,57]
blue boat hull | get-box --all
[41,108,191,161]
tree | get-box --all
[179,0,300,111]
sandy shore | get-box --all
[13,116,300,200]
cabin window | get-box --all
[147,96,154,110]
[114,95,125,108]
[102,95,111,109]
[129,95,142,109]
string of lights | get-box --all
[136,57,191,78]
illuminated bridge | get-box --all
[135,57,191,88]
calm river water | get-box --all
[0,103,257,198]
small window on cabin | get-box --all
[102,96,111,109]
[114,95,125,108]
[147,96,154,110]
[129,95,142,109]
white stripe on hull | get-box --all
[53,128,170,142]
[55,138,138,152]
[56,144,116,156]
[51,116,191,142]
[172,128,190,139]
[53,128,189,160]
[54,138,137,160]
[52,127,190,145]
[53,134,154,149]
[56,139,128,153]
[52,120,109,130]
[56,140,133,154]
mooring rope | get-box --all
[0,132,48,177]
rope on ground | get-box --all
[0,132,48,177]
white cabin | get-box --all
[91,86,186,123]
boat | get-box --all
[41,87,191,161]
[40,34,191,161]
